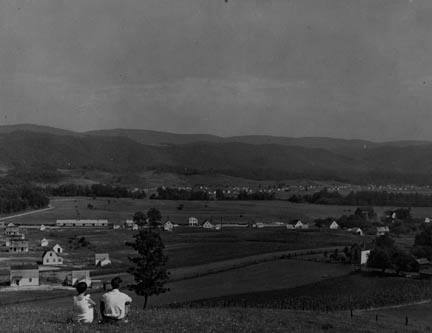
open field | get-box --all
[6,225,364,271]
[0,304,430,332]
[172,273,432,311]
[8,197,432,227]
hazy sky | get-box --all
[1,0,432,140]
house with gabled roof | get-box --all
[42,250,64,265]
[10,265,39,287]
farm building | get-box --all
[95,253,111,267]
[425,217,431,223]
[56,219,108,227]
[65,270,91,287]
[10,265,39,287]
[132,223,139,230]
[354,228,364,236]
[40,238,49,247]
[188,217,199,227]
[53,244,63,254]
[329,221,339,230]
[286,224,295,229]
[202,221,215,229]
[125,220,134,228]
[215,224,222,230]
[112,224,121,230]
[163,221,174,232]
[40,225,46,231]
[42,250,64,265]
[8,240,29,253]
[7,223,15,227]
[376,226,390,236]
[254,222,265,228]
[5,226,22,237]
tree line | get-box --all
[151,187,275,201]
[44,183,146,199]
[0,181,49,214]
[289,189,432,207]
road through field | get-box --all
[0,205,54,221]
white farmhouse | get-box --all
[40,225,46,231]
[95,253,111,267]
[42,250,64,265]
[425,217,431,224]
[295,220,308,229]
[286,224,295,230]
[188,217,199,227]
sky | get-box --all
[1,0,432,140]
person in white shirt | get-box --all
[73,281,96,324]
[100,276,132,323]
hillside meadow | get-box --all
[0,304,429,332]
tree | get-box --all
[127,229,170,309]
[133,211,146,227]
[368,248,392,272]
[147,208,162,228]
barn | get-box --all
[65,270,91,287]
[42,250,64,265]
[10,265,39,287]
[56,219,108,227]
[5,226,22,237]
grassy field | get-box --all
[172,273,432,311]
[9,196,432,226]
[0,304,430,332]
[9,226,364,272]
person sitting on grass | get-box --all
[73,281,96,324]
[100,276,132,323]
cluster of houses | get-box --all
[8,245,111,288]
[2,223,29,253]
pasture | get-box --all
[8,196,432,226]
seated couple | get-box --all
[73,276,132,324]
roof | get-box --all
[10,264,38,271]
[377,226,390,231]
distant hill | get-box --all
[0,125,432,184]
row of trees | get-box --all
[151,187,275,201]
[45,183,146,199]
[289,189,432,207]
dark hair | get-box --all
[76,281,87,294]
[111,276,122,289]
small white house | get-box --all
[392,212,397,220]
[7,223,15,228]
[425,217,431,224]
[163,221,174,232]
[329,221,339,230]
[132,223,139,230]
[125,220,134,228]
[202,221,215,229]
[254,222,265,229]
[377,226,390,236]
[40,238,49,247]
[286,224,295,230]
[354,227,364,236]
[189,217,199,227]
[113,224,121,230]
[53,244,63,254]
[40,225,46,231]
[215,224,222,230]
[295,220,308,229]
[42,250,64,265]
